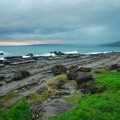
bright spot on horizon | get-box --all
[0,40,63,46]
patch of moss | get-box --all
[28,88,57,104]
[0,92,19,103]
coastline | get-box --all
[0,51,120,119]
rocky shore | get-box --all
[0,51,120,120]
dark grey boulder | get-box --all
[0,53,4,55]
[76,74,93,87]
[50,51,65,56]
[67,65,78,80]
[117,68,120,72]
[68,65,78,71]
[13,70,30,81]
[51,65,67,75]
[67,70,77,80]
[0,76,5,81]
[5,70,30,83]
[109,64,119,70]
[26,53,33,57]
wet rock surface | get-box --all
[41,99,74,120]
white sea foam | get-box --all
[63,51,78,54]
[41,53,56,56]
[0,57,4,60]
[22,56,31,58]
[85,51,110,55]
[0,51,10,56]
[0,51,5,54]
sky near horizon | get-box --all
[0,0,120,45]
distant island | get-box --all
[101,41,120,47]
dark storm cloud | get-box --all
[0,0,120,44]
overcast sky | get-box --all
[0,0,120,45]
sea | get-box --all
[0,44,120,59]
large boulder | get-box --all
[67,70,77,80]
[109,64,119,70]
[5,70,30,83]
[68,65,78,71]
[117,68,120,72]
[67,65,78,80]
[0,76,5,81]
[13,70,30,81]
[26,53,33,57]
[0,52,4,55]
[51,65,67,75]
[50,51,65,56]
[76,74,93,87]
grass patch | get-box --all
[28,89,56,104]
[51,71,120,120]
[64,91,82,105]
[0,100,32,120]
[0,92,19,103]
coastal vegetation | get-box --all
[0,92,19,103]
[51,71,120,120]
[0,100,32,120]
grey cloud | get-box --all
[0,0,120,44]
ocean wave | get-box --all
[0,51,10,56]
[63,51,78,54]
[41,51,79,56]
[84,51,110,55]
[0,57,4,60]
[41,53,56,56]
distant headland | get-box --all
[101,41,120,47]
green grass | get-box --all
[0,92,19,103]
[51,71,120,120]
[0,100,32,120]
